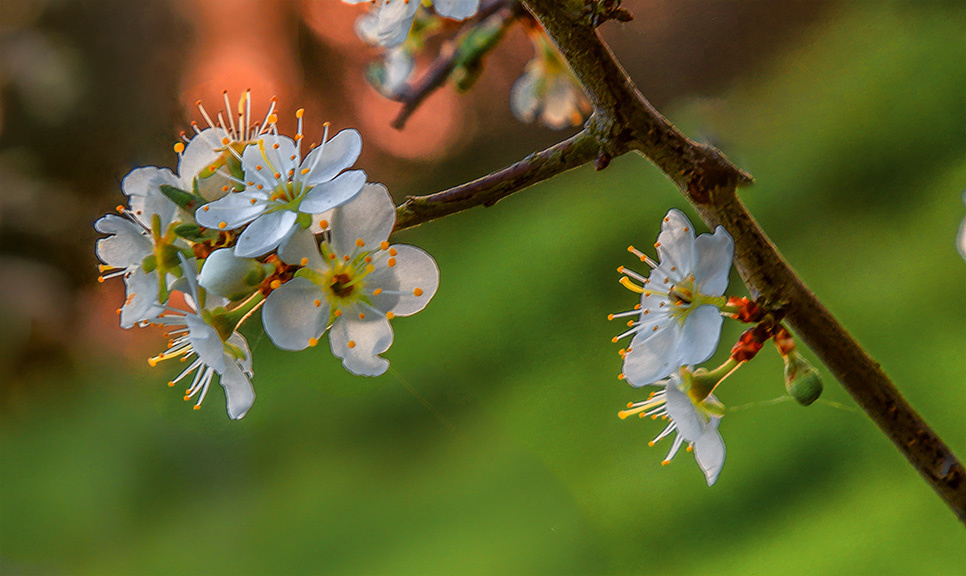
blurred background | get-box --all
[1,0,965,574]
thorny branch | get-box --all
[387,0,966,522]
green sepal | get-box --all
[160,184,202,211]
[174,223,218,241]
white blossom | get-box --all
[619,370,726,485]
[345,0,479,48]
[611,209,734,386]
[262,183,439,376]
[95,167,184,328]
[147,258,255,420]
[195,111,366,258]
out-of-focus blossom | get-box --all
[511,25,591,129]
[345,0,479,48]
[366,46,415,99]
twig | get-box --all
[392,0,522,130]
[394,126,610,231]
[521,0,965,522]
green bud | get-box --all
[198,248,267,302]
[784,350,823,406]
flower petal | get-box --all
[218,361,255,420]
[119,267,163,329]
[510,65,540,123]
[242,134,298,186]
[298,170,366,214]
[355,0,419,47]
[227,331,254,376]
[655,209,696,275]
[179,127,225,186]
[679,305,724,366]
[233,209,298,258]
[330,183,395,256]
[623,320,682,386]
[300,129,363,186]
[433,0,480,20]
[277,228,326,269]
[329,315,393,376]
[122,166,181,230]
[262,277,329,351]
[693,226,734,297]
[367,244,439,316]
[184,314,228,374]
[693,420,726,486]
[94,214,152,269]
[195,191,267,230]
[663,379,704,441]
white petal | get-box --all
[218,361,255,420]
[656,209,696,275]
[262,277,329,351]
[298,170,366,214]
[693,227,734,297]
[510,65,540,123]
[195,191,267,230]
[622,321,682,386]
[242,134,298,185]
[233,210,298,258]
[433,0,480,20]
[663,379,704,441]
[227,331,254,376]
[694,423,726,486]
[179,127,225,186]
[363,0,419,47]
[300,129,363,186]
[330,183,395,255]
[367,244,439,316]
[277,228,326,269]
[119,268,163,329]
[122,166,181,230]
[329,315,393,376]
[94,215,152,268]
[184,314,228,374]
[542,75,583,130]
[679,305,724,366]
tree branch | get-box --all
[521,0,965,522]
[394,126,610,231]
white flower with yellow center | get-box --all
[262,183,439,376]
[95,167,187,328]
[619,369,726,485]
[345,0,479,48]
[195,110,366,258]
[147,258,255,420]
[174,91,279,203]
[610,209,735,386]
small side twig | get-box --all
[394,126,609,231]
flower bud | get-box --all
[783,350,823,406]
[199,248,267,301]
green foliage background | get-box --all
[2,3,965,574]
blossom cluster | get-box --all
[611,209,822,485]
[95,93,439,420]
